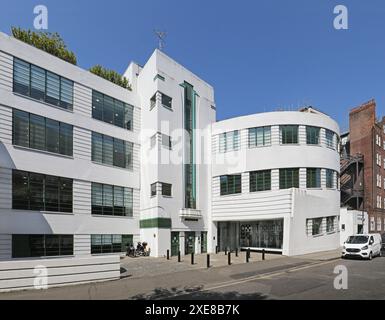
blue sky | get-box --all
[1,0,385,131]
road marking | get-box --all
[166,259,339,298]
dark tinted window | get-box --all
[12,234,73,258]
[220,175,242,195]
[13,109,29,147]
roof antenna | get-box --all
[154,30,167,51]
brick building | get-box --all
[341,100,385,234]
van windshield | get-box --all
[346,236,369,244]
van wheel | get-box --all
[369,252,373,260]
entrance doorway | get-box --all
[185,232,195,255]
[171,232,179,256]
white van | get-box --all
[342,234,382,260]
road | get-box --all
[1,255,385,300]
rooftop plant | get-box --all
[11,27,77,65]
[89,65,132,90]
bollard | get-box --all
[228,252,231,265]
[235,248,238,257]
[207,254,210,268]
[247,248,251,261]
[167,249,170,260]
[224,247,227,255]
[262,249,265,261]
[215,246,218,254]
[246,249,249,263]
[178,251,181,262]
[191,252,194,265]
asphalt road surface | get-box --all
[1,255,385,300]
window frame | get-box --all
[13,57,74,110]
[280,125,299,144]
[220,174,242,196]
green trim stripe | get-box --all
[153,74,165,82]
[140,218,171,229]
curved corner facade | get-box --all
[0,31,341,261]
[210,111,341,255]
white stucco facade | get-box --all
[0,31,341,260]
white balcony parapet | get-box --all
[179,208,202,219]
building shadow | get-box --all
[131,286,269,300]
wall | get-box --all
[0,255,120,292]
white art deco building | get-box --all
[0,31,340,260]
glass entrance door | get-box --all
[171,232,179,256]
[185,232,195,255]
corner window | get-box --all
[220,175,242,195]
[91,132,133,170]
[161,183,172,196]
[91,234,133,254]
[92,90,134,130]
[151,183,157,197]
[91,183,133,217]
[162,134,172,150]
[280,125,298,144]
[306,126,320,145]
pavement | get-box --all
[3,248,383,300]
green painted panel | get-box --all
[140,218,171,229]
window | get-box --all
[219,130,240,153]
[377,195,382,208]
[220,175,242,195]
[150,134,157,148]
[12,170,72,212]
[91,234,133,254]
[12,234,73,258]
[326,169,335,188]
[306,126,320,145]
[13,58,30,95]
[325,129,335,149]
[151,183,157,197]
[249,170,271,192]
[30,65,45,101]
[161,134,172,150]
[91,90,134,130]
[161,93,172,109]
[370,217,375,232]
[161,183,172,196]
[326,216,335,232]
[377,217,382,232]
[29,114,45,150]
[12,109,73,156]
[280,125,298,144]
[248,126,271,147]
[150,93,157,109]
[91,183,133,217]
[13,58,73,110]
[307,168,321,188]
[279,168,299,189]
[92,132,133,169]
[312,218,323,236]
[12,109,29,147]
[377,174,382,188]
